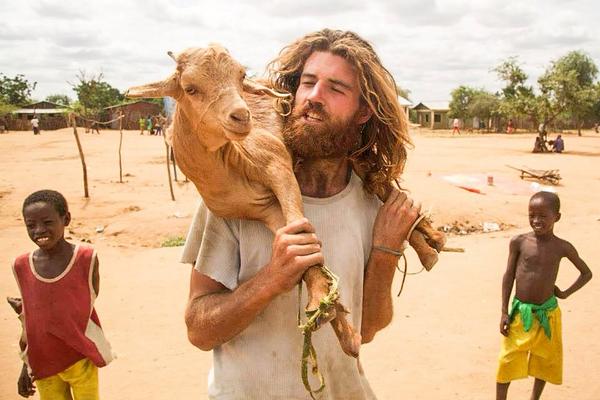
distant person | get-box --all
[452,118,461,135]
[154,116,163,136]
[506,119,514,134]
[552,135,564,153]
[139,117,145,135]
[90,121,101,135]
[146,115,153,135]
[594,122,599,134]
[496,192,592,400]
[11,190,113,399]
[31,116,40,135]
[532,136,549,153]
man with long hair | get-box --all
[182,29,419,399]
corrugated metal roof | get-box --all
[13,108,69,114]
[411,101,450,111]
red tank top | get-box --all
[12,245,112,379]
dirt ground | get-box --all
[1,127,599,399]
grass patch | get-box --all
[161,236,186,247]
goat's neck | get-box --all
[174,108,228,151]
[294,157,351,198]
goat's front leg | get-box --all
[267,165,360,357]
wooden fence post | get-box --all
[165,141,175,201]
[118,111,124,183]
[70,113,89,198]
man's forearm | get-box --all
[361,250,399,343]
[185,267,280,350]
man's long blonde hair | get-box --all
[268,29,411,198]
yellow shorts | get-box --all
[497,306,562,385]
[36,358,99,400]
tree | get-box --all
[493,57,539,126]
[0,99,17,116]
[0,74,37,106]
[538,51,599,135]
[70,71,123,118]
[448,85,477,120]
[469,90,501,132]
[45,94,72,106]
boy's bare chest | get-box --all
[519,241,562,273]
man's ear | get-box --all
[555,212,561,222]
[356,103,373,125]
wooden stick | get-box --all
[165,141,175,201]
[170,146,178,182]
[441,247,465,253]
[118,111,124,183]
[70,113,89,198]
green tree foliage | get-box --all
[469,91,501,132]
[0,99,17,116]
[45,94,72,106]
[70,71,123,117]
[449,86,500,131]
[0,74,36,106]
[493,57,538,124]
[449,86,480,119]
[538,51,599,135]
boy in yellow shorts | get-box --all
[496,191,592,400]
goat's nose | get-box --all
[228,108,250,125]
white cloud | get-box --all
[1,0,599,103]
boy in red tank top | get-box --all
[11,190,112,399]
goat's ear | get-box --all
[126,73,181,99]
[243,79,292,99]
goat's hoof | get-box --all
[339,331,361,358]
[330,304,360,358]
[417,247,439,271]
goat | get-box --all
[126,44,446,358]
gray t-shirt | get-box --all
[181,172,381,400]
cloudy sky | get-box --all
[2,0,599,104]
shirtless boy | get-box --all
[496,191,593,400]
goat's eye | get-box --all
[185,86,197,95]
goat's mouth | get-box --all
[223,125,251,140]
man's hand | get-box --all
[554,285,568,299]
[265,218,324,293]
[17,364,35,398]
[499,313,510,336]
[372,189,421,253]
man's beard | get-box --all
[282,101,362,159]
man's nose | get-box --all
[306,81,325,103]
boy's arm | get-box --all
[92,256,100,297]
[18,362,35,398]
[554,242,592,299]
[500,236,520,336]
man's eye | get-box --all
[301,81,315,86]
